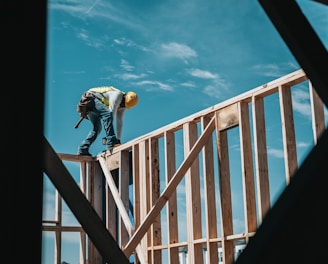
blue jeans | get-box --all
[78,98,119,153]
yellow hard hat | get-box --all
[125,91,138,109]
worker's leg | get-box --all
[98,107,120,149]
[77,111,102,155]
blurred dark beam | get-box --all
[236,128,328,263]
[43,136,130,264]
[259,0,328,106]
[236,0,328,263]
[312,0,328,5]
[8,1,46,263]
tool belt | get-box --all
[74,92,95,128]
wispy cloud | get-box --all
[159,42,197,62]
[266,141,311,159]
[85,0,101,14]
[267,147,284,158]
[114,38,150,52]
[252,62,299,77]
[63,70,86,75]
[49,0,145,31]
[187,68,230,99]
[292,88,312,119]
[297,141,311,148]
[203,84,225,99]
[188,68,218,79]
[117,73,147,81]
[180,82,196,88]
[77,29,105,49]
[120,59,135,71]
[135,80,173,91]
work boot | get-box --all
[77,149,92,156]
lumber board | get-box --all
[279,85,298,184]
[184,122,203,264]
[239,102,257,233]
[164,131,180,263]
[201,116,219,264]
[309,82,325,144]
[252,96,270,222]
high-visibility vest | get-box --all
[88,86,124,106]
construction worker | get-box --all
[77,86,138,156]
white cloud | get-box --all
[160,42,197,61]
[180,82,196,88]
[187,69,229,99]
[76,29,105,49]
[252,62,299,78]
[118,73,146,81]
[114,38,151,52]
[267,147,284,158]
[188,68,218,79]
[114,38,136,48]
[120,59,135,71]
[292,88,312,119]
[135,80,173,91]
[297,141,311,148]
[203,85,223,99]
[49,0,145,31]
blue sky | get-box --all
[43,0,327,263]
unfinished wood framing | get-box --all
[43,69,327,263]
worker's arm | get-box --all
[116,108,125,141]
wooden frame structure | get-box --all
[43,68,327,263]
